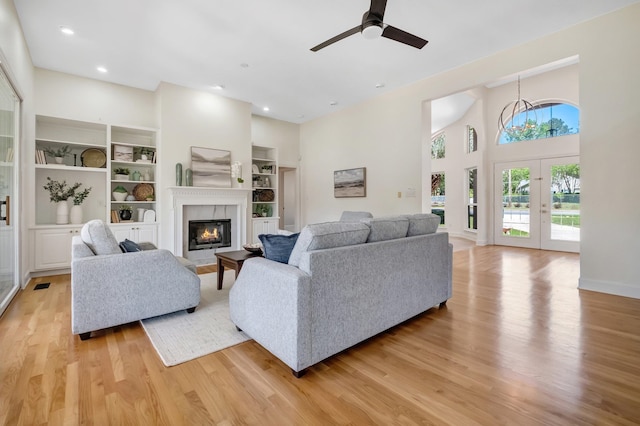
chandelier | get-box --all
[498,76,537,135]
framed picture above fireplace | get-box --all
[190,147,232,187]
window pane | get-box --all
[467,168,477,230]
[502,167,530,237]
[499,103,579,144]
[431,133,445,159]
[467,126,477,153]
[431,173,445,225]
[550,163,580,241]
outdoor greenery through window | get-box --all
[431,173,445,225]
[431,132,445,159]
[467,126,477,153]
[499,102,579,144]
[467,168,477,230]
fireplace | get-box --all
[188,219,231,251]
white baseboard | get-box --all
[578,277,640,299]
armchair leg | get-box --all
[79,332,91,341]
[186,307,196,314]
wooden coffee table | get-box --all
[215,249,262,290]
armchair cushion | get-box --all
[81,219,121,255]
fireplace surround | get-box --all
[168,187,251,258]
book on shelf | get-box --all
[110,210,120,223]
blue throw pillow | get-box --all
[119,238,142,253]
[258,233,299,263]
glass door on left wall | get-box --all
[0,67,20,315]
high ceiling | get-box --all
[13,0,640,124]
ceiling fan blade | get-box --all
[369,0,388,20]
[381,25,428,49]
[310,25,362,52]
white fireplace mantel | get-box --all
[168,186,251,256]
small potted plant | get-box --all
[119,204,133,221]
[113,167,130,180]
[44,145,71,164]
[112,185,128,201]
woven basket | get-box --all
[132,183,154,201]
[254,189,275,202]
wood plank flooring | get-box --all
[1,244,639,425]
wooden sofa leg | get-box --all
[292,368,307,378]
[186,307,196,314]
[79,332,91,341]
[439,300,448,308]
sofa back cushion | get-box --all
[339,211,373,222]
[361,216,409,242]
[80,219,122,255]
[259,233,300,263]
[406,213,441,236]
[288,222,370,267]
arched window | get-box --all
[498,102,579,145]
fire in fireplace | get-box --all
[188,219,231,251]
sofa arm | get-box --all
[229,257,312,372]
[71,249,200,335]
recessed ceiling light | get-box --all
[329,101,338,106]
[211,84,225,90]
[375,83,385,89]
[59,26,74,35]
[97,66,108,73]
[240,63,249,68]
[263,106,270,112]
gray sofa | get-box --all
[71,220,201,340]
[229,213,452,377]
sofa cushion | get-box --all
[119,239,142,252]
[259,233,300,264]
[288,222,370,267]
[339,211,373,222]
[361,216,409,242]
[80,219,122,255]
[406,213,441,236]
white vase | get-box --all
[69,204,83,224]
[54,156,63,164]
[56,199,69,224]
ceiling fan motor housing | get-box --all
[361,11,383,39]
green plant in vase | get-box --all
[44,145,71,164]
[119,204,133,221]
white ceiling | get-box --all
[13,0,640,124]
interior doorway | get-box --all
[278,166,298,233]
[494,156,580,252]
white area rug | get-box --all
[140,272,250,367]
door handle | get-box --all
[541,210,548,213]
[0,196,9,226]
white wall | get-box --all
[155,82,252,248]
[251,115,299,167]
[300,85,425,224]
[300,4,640,298]
[0,0,35,286]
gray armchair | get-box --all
[71,220,200,340]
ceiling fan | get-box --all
[310,0,428,52]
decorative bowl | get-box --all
[243,243,263,254]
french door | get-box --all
[494,157,580,252]
[0,67,19,315]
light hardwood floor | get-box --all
[1,244,639,425]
